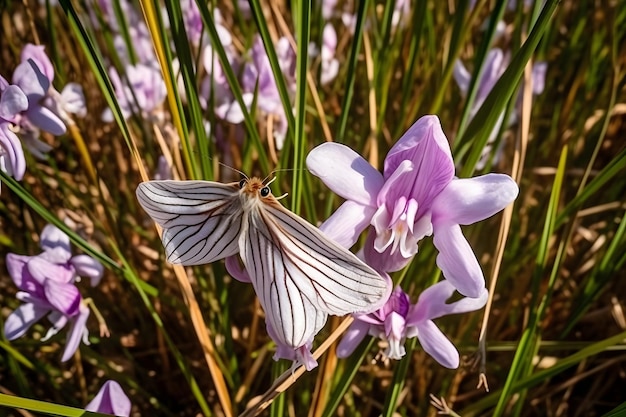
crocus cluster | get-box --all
[3,224,103,361]
[306,115,518,368]
[0,44,85,187]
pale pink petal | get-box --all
[71,255,104,286]
[362,229,413,273]
[21,44,55,82]
[307,142,383,206]
[43,279,81,316]
[85,380,131,417]
[224,255,251,283]
[61,303,89,362]
[0,124,26,180]
[28,256,74,284]
[336,319,370,358]
[409,280,488,322]
[415,320,459,369]
[4,303,49,340]
[319,201,376,248]
[432,223,485,298]
[431,175,518,225]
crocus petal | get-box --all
[13,60,48,99]
[383,116,455,216]
[0,85,28,119]
[431,175,519,225]
[44,279,81,316]
[61,303,90,362]
[224,255,251,283]
[5,253,32,288]
[336,319,370,358]
[71,255,104,286]
[532,62,548,95]
[307,142,383,207]
[85,380,131,417]
[363,228,413,273]
[28,256,75,284]
[408,280,488,323]
[432,223,485,298]
[60,83,87,117]
[3,303,49,340]
[0,124,26,180]
[319,201,377,248]
[40,224,72,259]
[453,60,471,94]
[476,49,505,105]
[21,44,55,82]
[415,320,459,369]
[26,104,66,135]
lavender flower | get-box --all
[3,224,103,361]
[102,64,167,121]
[307,115,519,297]
[320,24,339,85]
[337,282,488,368]
[454,48,547,169]
[85,380,131,417]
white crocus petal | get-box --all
[432,175,519,225]
[60,83,87,117]
[415,320,459,369]
[307,142,383,207]
[320,201,377,249]
[3,303,49,340]
[433,223,485,298]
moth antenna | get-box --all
[217,161,249,180]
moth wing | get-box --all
[136,180,243,265]
[240,200,390,348]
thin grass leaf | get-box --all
[336,0,370,142]
[458,0,560,178]
[0,394,106,416]
[320,339,376,417]
[139,0,198,180]
[382,338,417,417]
[290,0,311,215]
[492,145,568,416]
[162,0,213,180]
[195,1,270,174]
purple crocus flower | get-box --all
[3,224,104,361]
[0,74,28,181]
[13,46,66,136]
[241,35,296,149]
[454,48,547,169]
[102,64,166,122]
[338,282,488,368]
[320,24,339,85]
[85,380,131,417]
[307,115,519,297]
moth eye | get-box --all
[239,179,247,189]
[260,186,271,197]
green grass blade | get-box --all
[492,145,568,416]
[0,393,109,417]
[382,338,416,417]
[458,0,560,177]
[336,0,371,142]
[290,0,311,214]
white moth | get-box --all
[136,178,391,364]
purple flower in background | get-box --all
[102,64,166,121]
[320,24,339,85]
[454,48,547,168]
[241,35,296,149]
[3,224,104,361]
[0,75,28,181]
[85,380,131,417]
[307,115,519,297]
[338,282,488,368]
